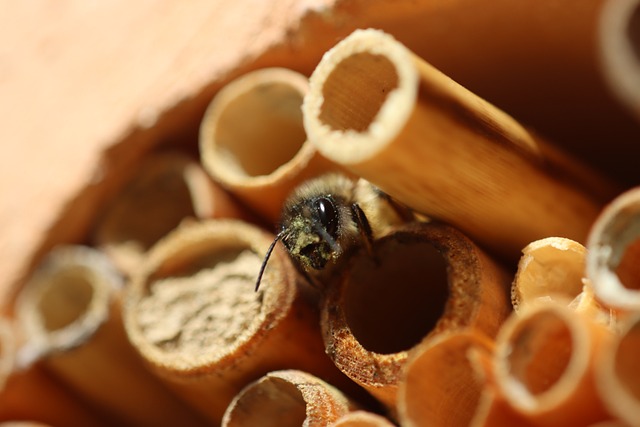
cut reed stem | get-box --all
[303,28,617,260]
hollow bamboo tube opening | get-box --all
[124,219,344,423]
[596,314,640,425]
[343,238,449,354]
[93,151,234,275]
[200,68,334,221]
[17,246,119,356]
[587,187,640,310]
[304,28,612,260]
[495,303,609,426]
[600,0,640,118]
[321,222,511,409]
[511,237,586,311]
[222,370,354,427]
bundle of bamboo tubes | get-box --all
[2,0,640,425]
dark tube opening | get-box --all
[343,238,449,354]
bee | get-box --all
[255,173,412,291]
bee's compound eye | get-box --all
[314,197,338,238]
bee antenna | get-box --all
[255,230,286,292]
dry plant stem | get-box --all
[200,67,338,223]
[303,29,616,260]
[599,0,640,118]
[494,302,612,426]
[15,246,206,427]
[93,150,242,275]
[397,331,495,427]
[222,370,357,427]
[512,237,586,311]
[321,222,511,411]
[595,313,640,426]
[329,411,395,427]
[0,318,104,427]
[124,219,349,424]
[587,187,640,311]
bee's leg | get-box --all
[350,203,379,264]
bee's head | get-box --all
[283,196,341,271]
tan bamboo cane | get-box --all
[0,317,105,427]
[595,312,640,426]
[93,150,244,275]
[493,301,612,426]
[123,219,352,424]
[599,0,640,119]
[320,222,511,412]
[303,28,617,261]
[221,370,357,427]
[15,246,207,427]
[199,68,338,223]
[587,187,640,312]
[329,411,395,427]
[397,330,495,427]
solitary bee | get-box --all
[255,173,412,291]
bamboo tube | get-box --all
[587,187,640,312]
[123,219,351,424]
[493,301,612,426]
[599,0,640,119]
[320,221,511,411]
[595,313,640,426]
[221,370,357,427]
[512,237,587,311]
[303,28,616,260]
[14,245,207,427]
[329,411,395,427]
[199,67,338,223]
[397,330,495,427]
[0,317,105,427]
[93,150,243,275]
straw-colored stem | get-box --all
[397,331,495,427]
[587,187,640,311]
[200,68,338,223]
[93,150,243,275]
[595,313,640,426]
[124,219,352,424]
[599,0,640,119]
[15,246,206,427]
[321,222,511,411]
[222,370,357,427]
[303,29,616,260]
[329,411,395,427]
[493,302,612,426]
[0,317,105,427]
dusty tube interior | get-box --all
[224,377,307,427]
[319,53,399,132]
[212,80,307,177]
[505,311,574,397]
[137,241,264,357]
[343,238,448,355]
